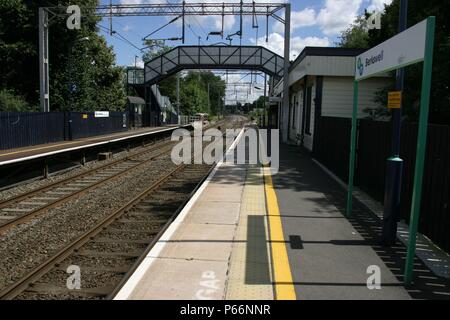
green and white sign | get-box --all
[348,17,436,285]
[355,18,428,80]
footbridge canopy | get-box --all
[144,46,286,85]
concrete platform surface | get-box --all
[0,125,180,165]
[114,132,450,300]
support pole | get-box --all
[264,72,267,127]
[281,3,291,142]
[177,79,181,123]
[43,158,49,179]
[346,81,359,216]
[381,0,408,246]
[404,16,435,285]
[182,1,186,43]
[39,7,50,112]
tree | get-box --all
[366,0,450,124]
[0,0,126,112]
[0,89,31,112]
[336,15,370,49]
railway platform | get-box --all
[0,125,183,166]
[114,136,450,300]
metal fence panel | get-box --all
[69,112,128,140]
[0,112,65,150]
[312,116,352,182]
[316,117,450,253]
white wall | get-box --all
[289,56,356,86]
[321,76,388,118]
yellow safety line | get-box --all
[263,167,297,300]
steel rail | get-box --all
[0,139,174,210]
[0,164,187,300]
[0,123,219,233]
[106,164,216,300]
[0,143,175,234]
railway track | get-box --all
[0,119,244,300]
[0,122,222,234]
[0,140,176,234]
[0,163,212,300]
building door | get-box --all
[305,86,313,135]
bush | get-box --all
[0,89,30,112]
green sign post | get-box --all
[346,16,436,285]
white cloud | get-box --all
[251,32,330,60]
[129,57,144,68]
[367,0,393,12]
[273,8,317,34]
[316,0,363,36]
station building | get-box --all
[270,47,390,151]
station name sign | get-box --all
[95,111,110,118]
[355,18,428,80]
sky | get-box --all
[97,0,393,103]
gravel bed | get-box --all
[108,221,164,232]
[121,213,169,221]
[83,241,148,253]
[0,155,175,291]
[59,255,134,269]
[0,141,169,201]
[16,292,101,300]
[96,230,158,241]
[38,269,124,289]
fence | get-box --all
[0,111,129,151]
[0,112,65,150]
[312,117,352,182]
[313,116,450,253]
[69,112,128,140]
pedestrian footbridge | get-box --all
[144,45,286,85]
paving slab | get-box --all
[185,201,241,225]
[127,257,228,300]
[156,223,236,261]
[200,186,243,202]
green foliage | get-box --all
[142,42,173,62]
[336,15,370,49]
[0,0,126,112]
[180,71,226,116]
[359,0,450,124]
[0,89,33,111]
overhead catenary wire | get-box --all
[98,24,143,53]
[113,19,146,41]
[142,15,182,40]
